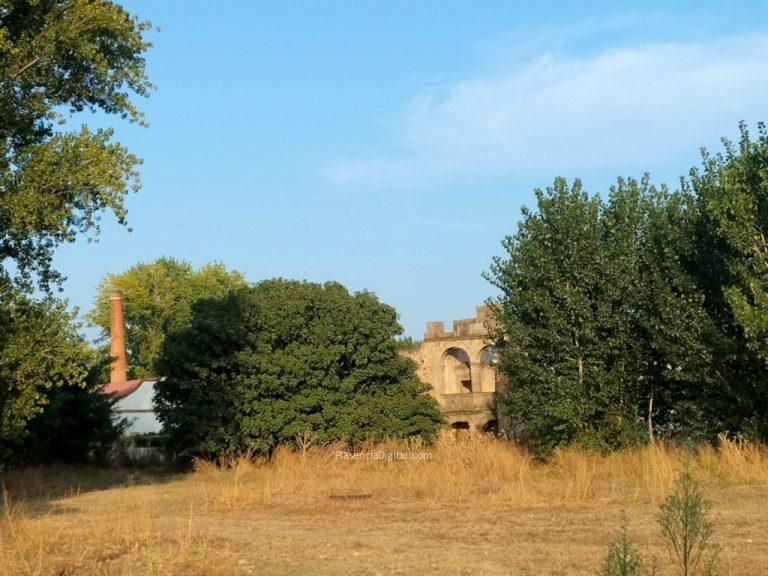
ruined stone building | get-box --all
[403,306,499,433]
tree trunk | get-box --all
[647,390,655,445]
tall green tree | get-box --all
[1,0,152,289]
[89,258,247,378]
[489,124,768,453]
[688,122,768,438]
[488,176,719,455]
[488,178,645,455]
[0,0,151,446]
[154,279,443,459]
[633,186,718,440]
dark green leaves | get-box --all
[489,177,717,456]
[490,124,768,455]
[154,280,443,459]
[0,284,90,445]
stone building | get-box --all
[403,306,499,433]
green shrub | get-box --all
[658,469,718,576]
[1,358,126,466]
[599,516,653,576]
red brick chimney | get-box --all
[109,290,128,383]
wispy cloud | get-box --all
[326,32,768,189]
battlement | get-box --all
[424,305,491,341]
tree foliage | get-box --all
[489,178,658,454]
[0,285,90,452]
[1,351,125,466]
[0,0,151,452]
[395,336,421,351]
[0,0,151,289]
[89,258,247,378]
[489,126,768,455]
[154,279,443,458]
[687,122,768,438]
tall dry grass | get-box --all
[189,433,768,509]
[1,434,767,575]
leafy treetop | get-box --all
[0,0,152,289]
[154,279,444,458]
[89,257,247,379]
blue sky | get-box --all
[54,1,768,338]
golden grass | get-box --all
[1,434,767,575]
[189,433,768,507]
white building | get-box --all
[102,378,162,434]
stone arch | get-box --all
[480,418,499,435]
[476,344,498,393]
[478,344,498,365]
[450,421,470,431]
[442,347,472,394]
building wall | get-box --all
[113,380,162,435]
[403,306,499,432]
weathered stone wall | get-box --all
[403,306,498,433]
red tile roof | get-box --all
[99,378,158,399]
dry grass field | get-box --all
[1,435,767,576]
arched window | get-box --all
[479,345,499,365]
[475,345,498,393]
[443,347,472,393]
[481,419,499,435]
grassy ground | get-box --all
[1,435,767,575]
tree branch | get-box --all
[12,57,40,79]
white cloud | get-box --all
[326,33,768,189]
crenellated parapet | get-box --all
[424,305,492,341]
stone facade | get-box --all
[403,306,499,433]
